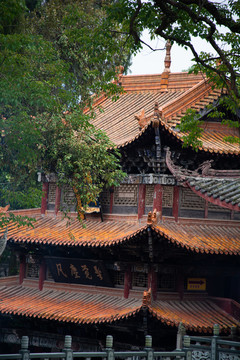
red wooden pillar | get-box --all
[153,184,163,219]
[172,186,179,222]
[109,186,114,214]
[54,186,61,216]
[41,182,49,215]
[19,255,26,285]
[138,184,146,220]
[124,266,132,299]
[148,267,157,300]
[39,259,46,291]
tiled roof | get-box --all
[91,91,182,147]
[149,298,240,333]
[5,216,240,255]
[6,216,146,247]
[153,222,240,255]
[0,282,239,332]
[187,177,240,211]
[90,72,239,154]
[0,284,141,324]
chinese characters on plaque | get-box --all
[45,257,112,287]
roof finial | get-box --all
[164,40,171,73]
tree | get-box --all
[0,0,130,216]
[107,0,240,148]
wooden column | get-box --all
[148,267,157,300]
[124,266,132,299]
[19,255,26,285]
[109,186,114,214]
[138,184,146,220]
[41,182,49,215]
[153,184,163,219]
[39,259,46,291]
[54,186,61,216]
[172,186,179,222]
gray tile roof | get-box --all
[188,178,240,207]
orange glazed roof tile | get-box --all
[153,221,240,255]
[90,72,239,154]
[0,282,239,332]
[5,216,240,255]
[149,298,240,333]
[6,216,146,247]
[0,284,141,324]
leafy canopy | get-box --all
[0,0,130,218]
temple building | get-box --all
[0,43,240,352]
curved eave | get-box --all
[187,182,240,212]
[148,299,240,333]
[0,285,141,325]
[114,119,240,156]
[6,218,147,248]
[152,224,240,256]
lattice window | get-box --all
[99,189,110,206]
[132,272,148,288]
[158,273,176,290]
[62,185,76,207]
[48,183,56,204]
[114,185,138,206]
[181,188,205,210]
[145,185,154,206]
[111,270,125,286]
[162,186,173,208]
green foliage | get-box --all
[176,109,203,151]
[0,0,131,222]
[0,212,36,228]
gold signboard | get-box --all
[187,278,206,291]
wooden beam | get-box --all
[138,184,146,220]
[173,186,179,222]
[41,182,49,215]
[204,200,208,219]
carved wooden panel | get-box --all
[99,189,110,206]
[114,185,138,206]
[162,186,173,208]
[145,185,154,206]
[181,188,205,210]
[48,183,57,204]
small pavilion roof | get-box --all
[4,215,240,255]
[89,71,239,154]
[0,280,239,333]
